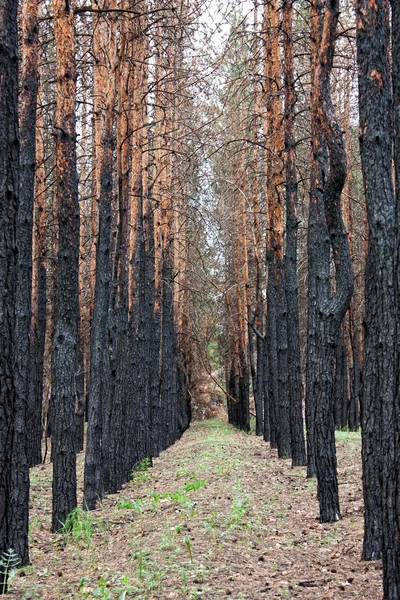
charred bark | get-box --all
[356,0,395,565]
[28,132,47,466]
[0,0,30,582]
[306,0,353,522]
[83,1,116,510]
[11,0,41,559]
[392,2,400,598]
[51,0,79,532]
[282,0,306,467]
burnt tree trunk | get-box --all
[28,107,47,467]
[266,269,278,448]
[282,0,306,467]
[306,0,326,482]
[145,191,161,458]
[306,0,353,522]
[105,12,132,492]
[0,0,30,582]
[263,0,291,458]
[392,1,400,597]
[356,0,395,565]
[11,0,41,559]
[51,0,79,532]
[83,0,116,511]
[348,305,360,431]
[334,326,348,430]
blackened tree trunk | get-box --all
[250,8,264,439]
[0,0,30,582]
[255,334,264,435]
[127,180,147,473]
[334,326,348,429]
[263,0,291,458]
[74,326,85,453]
[28,112,47,466]
[348,306,360,432]
[394,0,400,216]
[125,19,149,475]
[306,0,353,522]
[262,330,270,442]
[83,0,116,511]
[105,14,132,492]
[160,229,178,449]
[10,0,41,562]
[266,270,278,448]
[51,0,79,532]
[282,0,306,467]
[145,193,161,458]
[306,0,326,482]
[356,0,396,579]
[356,0,395,565]
[392,1,400,598]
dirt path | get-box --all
[9,419,381,599]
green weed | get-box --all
[0,548,20,596]
[60,508,94,546]
[184,478,206,493]
[117,497,143,514]
[184,535,193,560]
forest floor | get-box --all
[9,419,382,600]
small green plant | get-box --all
[202,510,219,538]
[117,497,143,513]
[149,491,161,511]
[137,457,151,471]
[191,563,208,583]
[229,495,250,527]
[61,507,94,546]
[307,479,315,492]
[117,497,135,510]
[129,458,152,487]
[160,529,174,551]
[215,463,232,475]
[175,465,193,478]
[92,575,112,599]
[78,577,90,592]
[323,530,336,545]
[182,500,198,519]
[184,478,206,493]
[29,514,42,533]
[133,548,151,580]
[0,548,21,596]
[174,523,184,534]
[184,535,193,560]
[168,489,189,503]
[180,568,188,594]
[115,575,136,599]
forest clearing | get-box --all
[8,420,381,600]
